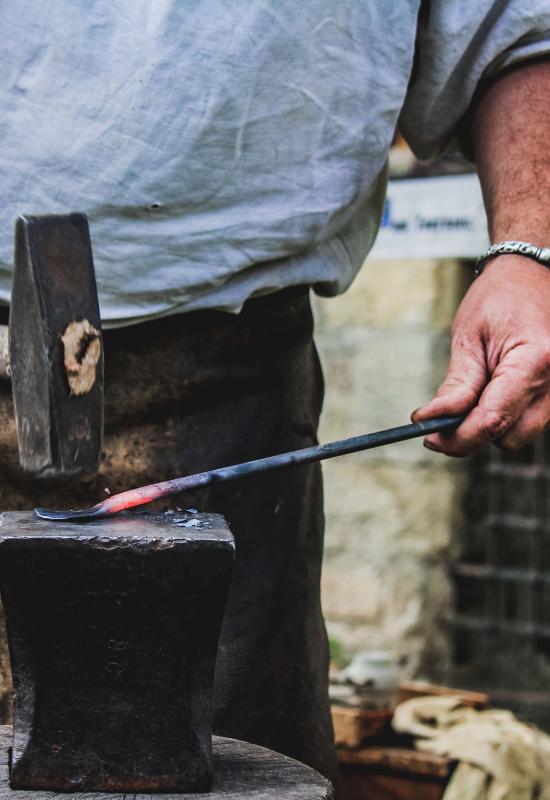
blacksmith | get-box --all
[1,1,549,784]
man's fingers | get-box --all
[496,394,550,450]
[423,365,535,457]
[424,406,515,456]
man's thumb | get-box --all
[411,337,487,422]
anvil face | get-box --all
[0,511,234,793]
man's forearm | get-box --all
[473,59,550,245]
[412,58,550,455]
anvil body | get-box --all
[0,511,234,793]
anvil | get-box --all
[0,511,234,793]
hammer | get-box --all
[0,214,103,478]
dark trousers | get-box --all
[0,287,337,783]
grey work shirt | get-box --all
[1,2,549,327]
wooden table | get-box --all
[0,727,333,800]
[338,745,453,800]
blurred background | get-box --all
[316,135,550,732]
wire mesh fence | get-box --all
[451,432,550,726]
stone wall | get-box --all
[314,257,470,680]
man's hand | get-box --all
[413,58,550,456]
[412,256,550,455]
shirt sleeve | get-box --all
[399,1,550,160]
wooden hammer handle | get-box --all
[0,326,10,379]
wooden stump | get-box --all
[0,727,333,800]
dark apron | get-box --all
[0,287,337,783]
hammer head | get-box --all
[10,214,104,478]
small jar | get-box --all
[341,650,400,710]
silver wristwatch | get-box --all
[475,240,550,277]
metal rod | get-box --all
[35,415,464,521]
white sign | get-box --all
[370,173,489,260]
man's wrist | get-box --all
[479,252,550,282]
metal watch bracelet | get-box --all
[475,240,550,277]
